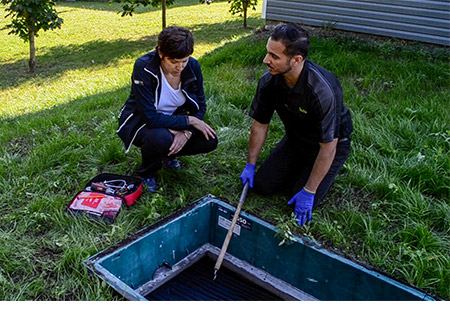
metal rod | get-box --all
[213,182,249,280]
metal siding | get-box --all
[265,0,450,45]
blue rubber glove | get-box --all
[287,189,315,226]
[240,163,255,188]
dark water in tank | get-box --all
[145,256,284,301]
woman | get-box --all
[117,26,218,192]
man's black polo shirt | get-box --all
[250,60,353,148]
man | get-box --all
[239,24,353,225]
[117,26,217,192]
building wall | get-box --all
[263,0,450,46]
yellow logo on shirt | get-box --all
[298,107,308,114]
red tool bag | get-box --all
[68,173,143,223]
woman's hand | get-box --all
[188,116,216,140]
[168,129,191,156]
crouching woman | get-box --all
[117,26,218,192]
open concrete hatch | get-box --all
[85,195,434,301]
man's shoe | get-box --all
[142,177,157,193]
[163,157,182,170]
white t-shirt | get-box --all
[157,67,186,115]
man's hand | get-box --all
[239,163,255,188]
[168,129,190,156]
[287,189,315,226]
[188,116,216,140]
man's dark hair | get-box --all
[270,24,310,58]
[157,26,194,59]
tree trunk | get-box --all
[162,0,166,30]
[29,30,36,73]
[243,4,248,28]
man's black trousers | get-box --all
[133,127,218,179]
[253,136,351,208]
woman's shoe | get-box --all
[163,157,182,170]
[142,177,157,193]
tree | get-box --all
[119,0,176,30]
[228,0,257,28]
[1,0,63,72]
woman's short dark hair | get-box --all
[270,24,310,58]
[157,26,194,59]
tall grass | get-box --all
[1,1,449,300]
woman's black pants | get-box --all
[133,127,218,179]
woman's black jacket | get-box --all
[117,51,206,153]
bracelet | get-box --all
[303,187,316,195]
[183,131,192,139]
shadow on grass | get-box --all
[58,0,228,14]
[190,17,261,40]
[58,1,159,13]
[0,84,133,173]
[0,17,262,90]
[0,35,157,89]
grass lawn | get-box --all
[0,1,449,300]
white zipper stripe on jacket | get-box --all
[126,123,146,154]
[182,89,200,110]
[116,112,133,133]
[117,104,125,119]
[144,67,159,107]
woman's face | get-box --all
[160,55,189,77]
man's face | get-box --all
[160,55,189,77]
[262,38,292,75]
